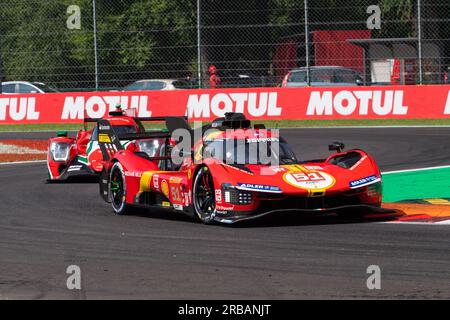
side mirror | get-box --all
[355,79,364,86]
[329,141,345,153]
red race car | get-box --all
[98,113,392,224]
[47,106,165,181]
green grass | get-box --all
[1,118,450,132]
[382,167,450,202]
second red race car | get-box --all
[46,106,166,182]
[97,112,394,224]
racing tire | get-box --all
[109,162,130,215]
[193,166,216,224]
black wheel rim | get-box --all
[110,168,124,210]
[194,168,215,221]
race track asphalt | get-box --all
[1,127,450,299]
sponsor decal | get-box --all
[98,134,111,143]
[216,204,235,211]
[67,165,82,172]
[109,117,132,123]
[139,171,163,192]
[152,174,159,189]
[62,95,151,120]
[283,171,335,190]
[170,185,182,202]
[3,86,450,124]
[186,92,281,118]
[445,90,450,114]
[349,155,367,171]
[237,183,282,193]
[169,176,183,184]
[349,175,380,189]
[221,163,254,175]
[173,204,183,211]
[215,189,222,202]
[307,90,408,116]
[268,166,287,173]
[187,169,192,180]
[99,125,110,130]
[184,191,191,205]
[161,179,169,197]
[246,137,279,143]
[303,165,323,170]
[124,171,142,178]
[162,201,171,207]
[0,97,39,121]
[260,166,286,176]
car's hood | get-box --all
[217,162,380,196]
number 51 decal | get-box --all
[292,172,326,182]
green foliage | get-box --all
[0,0,428,90]
[0,0,195,90]
[378,0,415,37]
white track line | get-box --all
[0,160,46,166]
[379,220,450,226]
[382,165,450,175]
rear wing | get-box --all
[97,116,191,162]
[83,109,189,132]
[134,116,190,135]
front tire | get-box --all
[193,166,216,224]
[109,162,129,215]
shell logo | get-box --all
[161,179,170,197]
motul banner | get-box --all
[1,85,450,124]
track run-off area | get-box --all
[0,127,450,299]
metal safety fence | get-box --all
[0,0,448,92]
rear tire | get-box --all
[109,162,130,215]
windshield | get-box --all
[91,125,137,141]
[112,125,138,135]
[203,137,297,165]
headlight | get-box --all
[221,184,253,205]
[138,139,159,157]
[50,142,70,162]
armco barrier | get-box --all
[0,85,450,124]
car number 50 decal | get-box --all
[283,171,335,190]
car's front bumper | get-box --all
[47,160,98,182]
[213,204,400,224]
